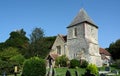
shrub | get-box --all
[70,59,80,68]
[22,57,46,76]
[86,64,98,75]
[55,55,69,67]
[55,56,60,67]
[80,59,88,68]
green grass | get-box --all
[54,67,120,76]
[55,67,85,76]
[7,74,21,76]
[5,66,120,76]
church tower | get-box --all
[67,8,102,66]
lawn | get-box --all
[4,68,85,76]
[54,66,120,76]
[55,67,86,76]
[5,66,120,76]
[7,74,21,76]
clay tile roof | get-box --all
[99,48,111,56]
[49,53,58,60]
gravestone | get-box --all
[52,68,55,76]
[66,70,71,76]
[75,70,78,76]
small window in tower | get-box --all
[73,28,77,37]
[57,46,61,55]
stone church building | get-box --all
[47,8,111,67]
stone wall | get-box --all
[51,35,68,56]
[67,23,88,60]
[67,23,102,66]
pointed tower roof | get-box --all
[67,8,98,28]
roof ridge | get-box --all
[67,8,97,28]
[58,34,67,42]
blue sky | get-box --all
[0,0,120,48]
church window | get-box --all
[73,28,77,37]
[57,46,61,55]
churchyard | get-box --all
[5,66,120,76]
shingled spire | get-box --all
[67,8,98,28]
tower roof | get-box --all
[67,8,98,28]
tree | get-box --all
[26,27,45,58]
[9,54,25,66]
[4,29,29,55]
[0,47,19,61]
[0,47,22,74]
[30,27,44,43]
[108,39,120,60]
[26,27,56,58]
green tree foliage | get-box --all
[5,29,29,48]
[0,59,13,74]
[10,54,25,66]
[108,39,120,60]
[30,27,44,43]
[27,27,44,58]
[0,47,19,61]
[0,47,23,74]
[27,27,56,58]
[4,29,29,55]
[41,36,56,58]
[114,59,120,69]
[0,43,5,51]
[22,57,46,76]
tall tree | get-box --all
[26,27,56,58]
[30,27,44,43]
[27,27,45,58]
[108,39,120,60]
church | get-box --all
[47,8,111,67]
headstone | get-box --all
[66,70,71,76]
[52,68,55,76]
[75,70,78,76]
[49,65,53,76]
[100,74,106,76]
[111,70,119,75]
[105,67,110,71]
